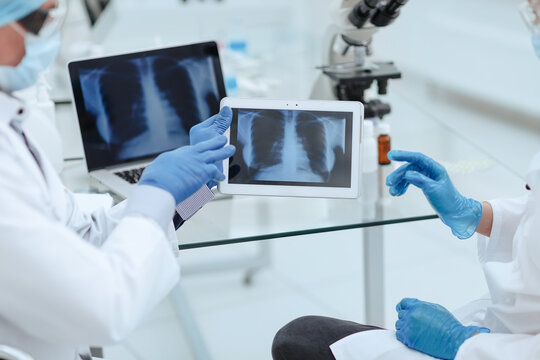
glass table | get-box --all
[57,90,525,359]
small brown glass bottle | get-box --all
[377,123,391,165]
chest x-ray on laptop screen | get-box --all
[69,42,226,172]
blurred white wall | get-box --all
[370,0,540,125]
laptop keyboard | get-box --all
[114,167,145,184]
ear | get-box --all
[0,25,26,66]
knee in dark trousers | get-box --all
[272,316,382,360]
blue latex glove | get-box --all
[139,135,236,204]
[386,150,482,239]
[190,107,233,188]
[395,298,490,360]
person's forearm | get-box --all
[476,201,493,237]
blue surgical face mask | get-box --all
[0,32,61,93]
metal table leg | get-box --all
[362,225,385,327]
[362,165,390,328]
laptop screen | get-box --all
[69,42,226,171]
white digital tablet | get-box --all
[218,98,363,199]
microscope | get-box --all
[311,0,408,119]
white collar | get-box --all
[0,91,26,127]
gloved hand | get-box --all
[386,150,482,239]
[395,298,490,360]
[139,135,236,204]
[190,107,233,188]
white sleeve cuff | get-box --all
[125,185,176,232]
[477,196,529,263]
[487,199,504,246]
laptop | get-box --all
[68,41,227,198]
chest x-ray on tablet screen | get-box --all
[229,109,353,187]
[219,98,362,198]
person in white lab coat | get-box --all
[0,1,235,359]
[272,150,540,360]
[272,2,540,357]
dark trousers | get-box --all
[272,316,383,360]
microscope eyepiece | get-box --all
[385,0,408,14]
[371,0,409,27]
[348,0,382,29]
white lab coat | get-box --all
[331,152,540,359]
[0,92,181,360]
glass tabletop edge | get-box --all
[178,214,439,250]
